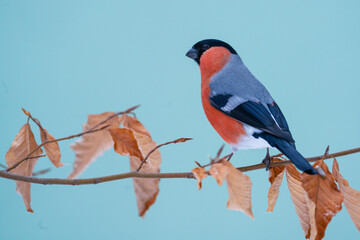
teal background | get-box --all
[1,0,359,239]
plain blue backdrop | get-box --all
[1,0,359,239]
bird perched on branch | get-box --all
[186,39,318,175]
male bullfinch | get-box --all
[186,39,318,175]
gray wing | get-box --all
[209,54,274,105]
[209,54,294,143]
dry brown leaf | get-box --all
[191,167,208,190]
[40,128,63,168]
[5,123,43,212]
[301,160,344,240]
[109,128,144,160]
[225,161,254,219]
[68,112,120,179]
[267,158,285,212]
[286,164,311,238]
[120,114,151,137]
[332,159,360,232]
[123,116,161,218]
[209,160,254,219]
[209,162,230,186]
[129,131,161,217]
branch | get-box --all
[136,137,193,172]
[237,147,360,172]
[0,171,193,185]
[0,146,359,186]
[27,154,47,160]
[6,105,139,172]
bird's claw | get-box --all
[262,148,271,171]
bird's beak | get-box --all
[186,48,198,60]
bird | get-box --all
[186,39,318,175]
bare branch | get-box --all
[136,137,193,172]
[237,147,360,172]
[0,170,194,185]
[28,154,47,160]
[0,146,359,186]
[200,153,232,168]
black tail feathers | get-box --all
[256,133,318,175]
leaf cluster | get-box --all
[2,107,359,239]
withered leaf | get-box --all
[123,115,161,218]
[286,164,311,238]
[120,114,151,137]
[40,128,63,168]
[109,128,143,160]
[191,167,208,190]
[332,159,360,232]
[267,158,285,212]
[209,161,230,186]
[301,160,344,240]
[209,160,254,219]
[225,162,254,219]
[5,123,43,212]
[68,112,120,179]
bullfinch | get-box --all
[186,39,318,175]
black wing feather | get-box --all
[209,94,294,143]
[267,102,290,132]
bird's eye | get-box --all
[202,44,210,50]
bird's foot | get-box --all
[262,148,271,171]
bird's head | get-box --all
[186,39,237,65]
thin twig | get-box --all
[200,153,232,168]
[22,108,48,142]
[1,146,358,186]
[215,144,225,160]
[28,154,47,160]
[2,156,49,175]
[136,138,193,172]
[196,145,227,168]
[6,105,139,172]
[32,168,51,176]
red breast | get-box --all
[200,47,246,145]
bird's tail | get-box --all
[257,133,318,175]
